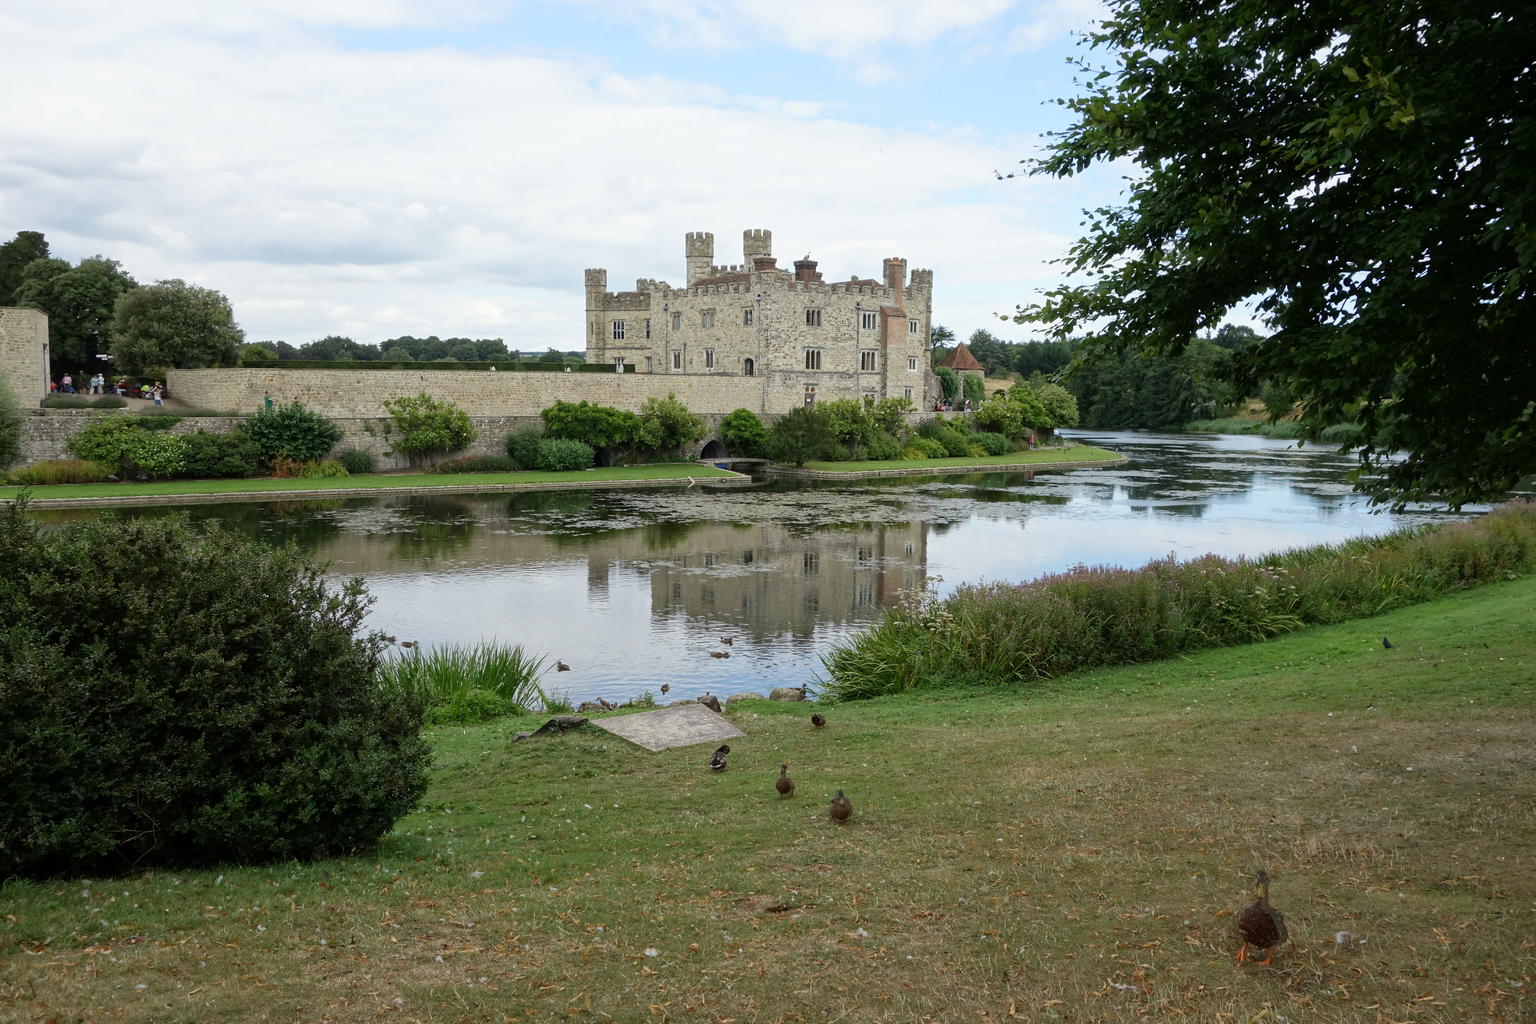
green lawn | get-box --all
[0,463,739,502]
[799,443,1120,473]
[4,576,1532,1022]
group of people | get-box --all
[932,398,973,412]
[50,373,165,405]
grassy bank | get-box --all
[824,502,1536,700]
[797,443,1119,474]
[1183,417,1364,444]
[3,577,1532,1022]
[0,463,738,502]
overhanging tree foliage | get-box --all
[14,255,138,371]
[1017,1,1534,508]
[110,279,244,374]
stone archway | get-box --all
[700,439,727,460]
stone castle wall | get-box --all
[165,366,769,418]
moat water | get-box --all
[43,432,1522,705]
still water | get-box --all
[60,432,1517,704]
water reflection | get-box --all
[38,430,1525,704]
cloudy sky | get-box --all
[1,0,1122,352]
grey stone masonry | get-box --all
[584,228,934,413]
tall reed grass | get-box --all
[822,501,1536,700]
[376,640,551,724]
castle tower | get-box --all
[584,268,608,297]
[685,231,714,286]
[743,228,772,266]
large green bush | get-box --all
[338,448,378,474]
[505,427,544,469]
[720,408,767,457]
[66,416,145,471]
[541,400,641,451]
[381,393,476,467]
[179,430,262,478]
[240,402,342,463]
[535,437,595,471]
[123,431,187,479]
[636,394,706,453]
[765,406,839,467]
[0,502,430,876]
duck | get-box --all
[720,636,734,645]
[556,660,570,672]
[829,789,852,822]
[659,683,670,696]
[775,764,795,798]
[709,745,730,772]
[810,713,826,728]
[399,640,418,649]
[1235,869,1288,965]
[710,651,731,659]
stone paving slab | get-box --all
[591,703,745,752]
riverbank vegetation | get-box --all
[823,501,1536,700]
[3,574,1531,1021]
[376,640,561,725]
[797,442,1117,474]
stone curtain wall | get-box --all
[0,307,49,407]
[167,367,771,419]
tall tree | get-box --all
[110,279,243,374]
[0,231,49,306]
[298,335,371,361]
[1018,1,1534,508]
[14,256,138,372]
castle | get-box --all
[584,229,935,412]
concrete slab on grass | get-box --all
[592,703,744,752]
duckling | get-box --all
[1236,869,1288,965]
[399,640,418,649]
[829,789,852,822]
[775,764,795,798]
[709,745,730,772]
[384,635,397,643]
[810,713,826,729]
[556,660,570,672]
[720,636,734,645]
[659,683,670,696]
[710,651,731,659]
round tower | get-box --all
[685,231,714,286]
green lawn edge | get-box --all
[0,463,739,502]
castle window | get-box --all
[908,356,919,371]
[805,308,822,327]
[672,312,681,330]
[646,356,654,373]
[743,357,755,376]
[743,308,753,326]
[742,550,754,564]
[860,350,877,371]
[671,350,683,370]
[704,348,716,369]
[861,311,877,330]
[612,320,625,340]
[614,357,625,372]
[908,318,920,334]
[804,348,821,370]
[702,309,716,328]
[804,552,820,576]
[644,318,652,339]
[904,386,913,400]
[804,385,816,406]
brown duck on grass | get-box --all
[775,764,795,798]
[1236,869,1288,965]
[810,713,826,728]
[709,745,730,772]
[829,789,852,822]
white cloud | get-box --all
[0,0,1098,348]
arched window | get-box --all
[743,358,755,377]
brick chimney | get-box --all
[793,255,822,283]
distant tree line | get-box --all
[243,336,581,365]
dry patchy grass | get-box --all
[3,578,1534,1023]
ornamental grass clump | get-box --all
[375,640,550,724]
[822,501,1536,700]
